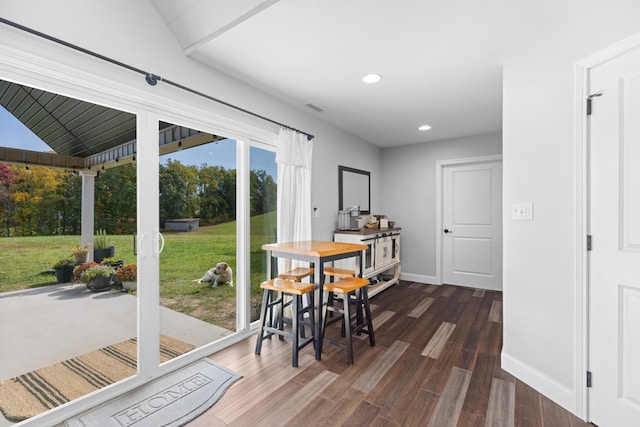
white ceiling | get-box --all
[151,0,574,148]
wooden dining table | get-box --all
[262,240,368,360]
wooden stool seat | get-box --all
[261,277,314,294]
[278,267,314,281]
[255,278,315,367]
[322,277,375,364]
[323,277,368,294]
[323,266,355,279]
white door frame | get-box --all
[574,30,640,421]
[435,154,502,285]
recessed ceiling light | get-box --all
[362,73,382,84]
[418,125,432,131]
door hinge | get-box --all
[587,371,592,388]
[587,93,602,116]
[587,235,592,251]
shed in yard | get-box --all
[165,218,200,232]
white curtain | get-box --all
[276,127,313,274]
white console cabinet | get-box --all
[333,228,401,297]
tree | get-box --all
[0,159,276,236]
[0,164,17,236]
[95,164,137,234]
[250,169,276,216]
[159,163,189,226]
[10,165,69,236]
[163,160,199,218]
[60,173,82,235]
[197,164,237,225]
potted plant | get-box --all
[100,256,123,270]
[73,261,100,282]
[70,242,91,263]
[116,264,137,292]
[94,229,115,263]
[80,264,115,292]
[52,258,75,283]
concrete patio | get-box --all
[0,282,233,426]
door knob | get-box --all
[444,229,453,234]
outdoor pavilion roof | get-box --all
[0,79,222,171]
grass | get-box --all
[0,212,277,331]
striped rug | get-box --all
[0,335,194,421]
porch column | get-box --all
[80,170,97,261]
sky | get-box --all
[0,106,47,151]
[0,106,277,178]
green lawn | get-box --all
[0,212,277,330]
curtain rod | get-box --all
[0,17,314,140]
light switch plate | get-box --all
[512,202,533,220]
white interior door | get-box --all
[442,159,502,290]
[589,45,640,426]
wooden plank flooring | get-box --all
[187,281,591,426]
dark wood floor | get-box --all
[188,281,590,426]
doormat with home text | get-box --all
[0,335,194,422]
[64,358,241,427]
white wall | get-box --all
[0,0,382,242]
[311,129,381,240]
[502,0,640,417]
[380,133,502,283]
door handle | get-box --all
[444,229,453,234]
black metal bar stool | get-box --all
[322,277,375,364]
[255,278,315,367]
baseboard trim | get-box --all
[501,351,579,418]
[400,273,438,284]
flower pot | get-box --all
[94,246,115,264]
[88,275,113,292]
[122,281,137,292]
[74,252,89,264]
[54,267,74,284]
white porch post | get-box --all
[80,170,97,260]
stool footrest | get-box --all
[259,327,314,349]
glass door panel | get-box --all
[249,146,277,321]
[0,81,138,423]
[157,121,237,361]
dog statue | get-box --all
[194,262,234,288]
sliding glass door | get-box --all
[0,55,279,426]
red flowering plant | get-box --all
[116,264,137,282]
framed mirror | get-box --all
[339,165,370,214]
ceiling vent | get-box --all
[304,103,323,112]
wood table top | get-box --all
[262,240,367,257]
